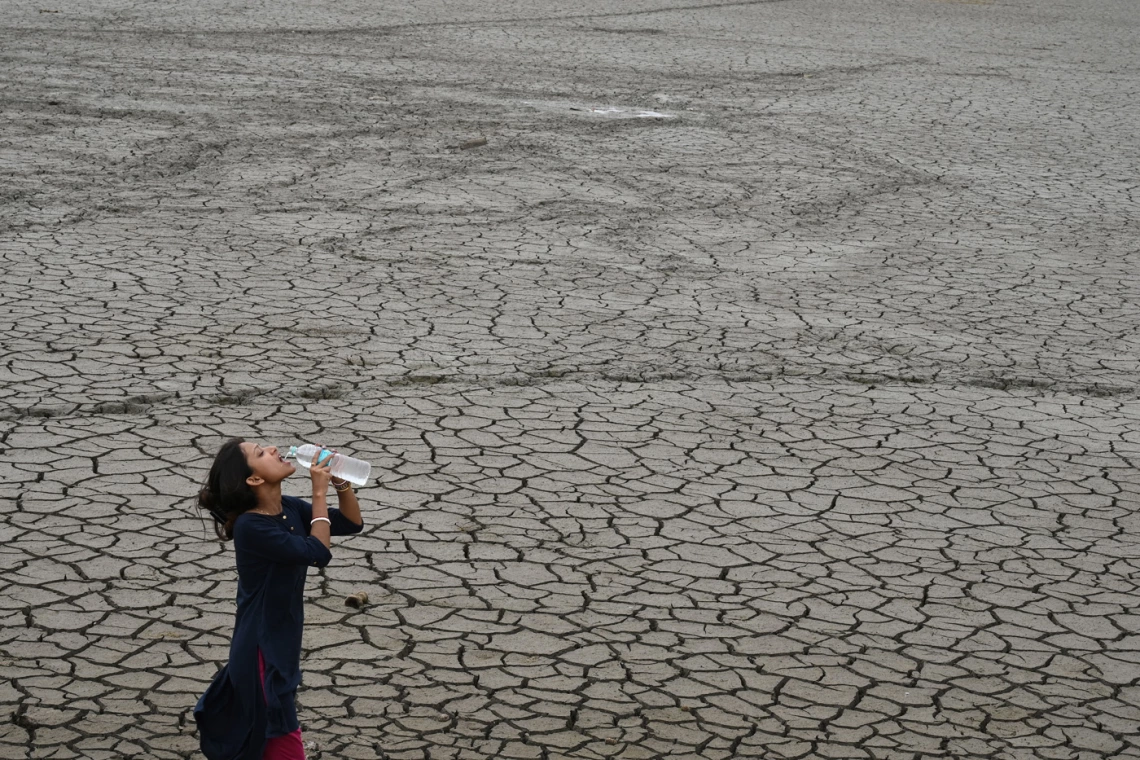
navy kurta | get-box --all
[195,496,363,760]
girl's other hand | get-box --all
[308,447,335,493]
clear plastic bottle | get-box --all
[287,444,371,486]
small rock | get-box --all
[459,137,488,150]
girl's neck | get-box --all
[252,483,283,514]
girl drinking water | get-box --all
[194,439,364,760]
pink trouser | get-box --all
[257,651,306,760]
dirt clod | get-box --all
[345,591,369,609]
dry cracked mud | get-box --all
[2,0,1139,758]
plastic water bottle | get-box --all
[287,444,371,486]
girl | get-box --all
[194,439,364,760]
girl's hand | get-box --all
[308,447,336,493]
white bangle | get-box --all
[311,517,331,527]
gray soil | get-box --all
[2,0,1139,758]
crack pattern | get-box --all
[1,0,1139,758]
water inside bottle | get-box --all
[284,444,369,485]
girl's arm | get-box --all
[330,477,362,527]
[234,516,332,568]
[308,453,333,550]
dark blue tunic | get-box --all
[194,496,363,760]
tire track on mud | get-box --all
[0,0,797,38]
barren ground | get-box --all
[2,0,1140,758]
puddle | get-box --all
[523,100,676,119]
[576,106,675,119]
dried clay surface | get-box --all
[2,0,1140,758]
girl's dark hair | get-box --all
[198,438,258,540]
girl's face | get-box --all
[239,441,295,485]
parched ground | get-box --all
[2,0,1140,758]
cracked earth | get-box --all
[2,0,1140,758]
